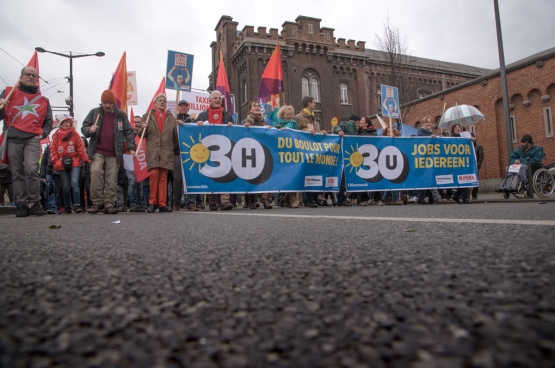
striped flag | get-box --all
[216,52,234,115]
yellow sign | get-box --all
[331,117,338,127]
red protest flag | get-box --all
[109,52,128,114]
[27,51,41,93]
[216,51,234,115]
[257,43,283,125]
[147,77,166,111]
[133,135,150,182]
[130,107,134,121]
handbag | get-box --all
[62,157,73,171]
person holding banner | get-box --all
[0,66,53,217]
[450,124,471,204]
[175,100,197,212]
[333,114,362,207]
[82,90,136,214]
[416,116,445,205]
[195,90,234,211]
[140,94,178,213]
[241,101,273,209]
[275,105,300,208]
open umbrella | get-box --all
[438,104,485,129]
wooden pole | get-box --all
[135,110,152,157]
[389,116,393,137]
[0,78,22,110]
[175,89,179,115]
[93,112,101,127]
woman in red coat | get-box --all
[50,115,90,213]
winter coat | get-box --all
[357,126,378,136]
[417,127,433,137]
[50,128,90,171]
[196,109,234,124]
[81,106,136,165]
[294,110,321,132]
[474,142,484,170]
[274,118,299,130]
[333,120,358,136]
[509,144,544,165]
[139,110,177,172]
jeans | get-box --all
[382,191,400,202]
[173,154,184,207]
[336,171,348,204]
[45,174,58,212]
[7,137,41,205]
[126,169,142,207]
[59,167,81,208]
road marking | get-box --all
[196,212,555,226]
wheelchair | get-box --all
[502,162,555,199]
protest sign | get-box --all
[166,50,194,91]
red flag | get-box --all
[257,43,283,125]
[130,107,135,122]
[109,52,128,114]
[27,51,41,93]
[133,136,150,182]
[216,51,234,115]
[147,77,166,111]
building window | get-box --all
[545,107,554,138]
[308,24,313,34]
[510,115,517,143]
[326,33,330,41]
[242,80,248,105]
[340,83,348,104]
[292,28,296,36]
[302,76,320,102]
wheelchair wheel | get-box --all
[503,193,510,199]
[512,191,525,199]
[533,168,555,198]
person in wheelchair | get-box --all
[497,134,544,192]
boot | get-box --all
[248,194,257,209]
[208,194,218,211]
[262,193,272,209]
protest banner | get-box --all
[166,50,194,91]
[342,136,478,191]
[127,71,138,106]
[381,85,400,119]
[179,125,342,193]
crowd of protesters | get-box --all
[1,70,487,216]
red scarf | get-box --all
[154,110,166,132]
[57,127,73,141]
[208,106,224,124]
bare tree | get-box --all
[374,17,417,122]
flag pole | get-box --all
[0,78,21,110]
[175,90,179,115]
[135,110,152,157]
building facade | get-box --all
[208,15,490,131]
[399,48,555,187]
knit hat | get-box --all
[178,100,189,106]
[56,114,73,126]
[350,114,361,121]
[101,90,116,104]
[521,134,533,144]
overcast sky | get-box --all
[1,0,554,132]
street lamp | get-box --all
[35,47,105,117]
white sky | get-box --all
[1,0,554,133]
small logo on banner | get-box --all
[436,175,454,185]
[458,174,477,184]
[305,176,322,187]
[325,177,338,188]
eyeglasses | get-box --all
[23,73,38,78]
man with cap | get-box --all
[497,134,545,193]
[81,90,136,214]
[332,114,362,207]
[0,66,53,217]
[173,99,196,211]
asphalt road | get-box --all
[1,202,554,368]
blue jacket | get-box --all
[509,144,544,165]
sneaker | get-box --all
[377,200,384,206]
[308,202,318,208]
[402,195,408,205]
[408,196,418,203]
[128,205,136,212]
[462,199,472,204]
[16,204,30,217]
[46,209,57,214]
[417,200,428,205]
[337,202,353,207]
[30,202,46,216]
[64,206,73,214]
[394,200,403,205]
[186,205,199,212]
[147,204,158,213]
[159,206,172,212]
[172,205,181,212]
[472,196,478,200]
[317,195,327,202]
[74,205,83,213]
[87,204,101,214]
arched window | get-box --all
[242,80,248,105]
[340,83,348,104]
[302,71,320,102]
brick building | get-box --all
[208,15,490,131]
[399,48,555,189]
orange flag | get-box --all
[109,52,128,114]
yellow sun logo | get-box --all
[344,144,364,173]
[182,133,210,171]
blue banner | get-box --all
[342,136,478,191]
[179,125,342,193]
[381,85,399,118]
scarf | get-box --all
[18,82,39,94]
[208,106,224,124]
[154,110,166,133]
[57,127,73,141]
[244,113,266,126]
[302,108,314,118]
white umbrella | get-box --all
[439,104,485,129]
